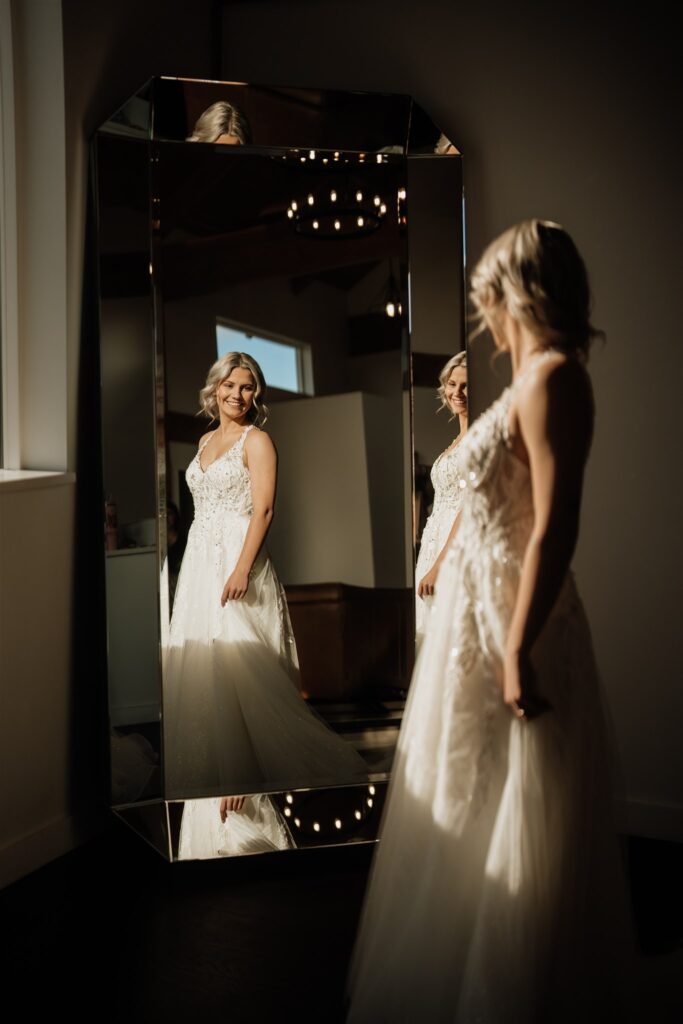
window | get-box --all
[216,322,313,396]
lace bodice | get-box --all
[185,425,255,536]
[430,440,467,514]
[452,385,533,569]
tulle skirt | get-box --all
[162,511,369,800]
[346,548,636,1023]
[177,794,295,859]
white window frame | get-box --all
[216,317,315,396]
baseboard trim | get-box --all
[0,808,111,890]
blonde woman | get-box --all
[347,222,634,1021]
[186,100,251,145]
[415,350,468,649]
[163,352,369,844]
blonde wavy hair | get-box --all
[436,350,467,418]
[186,101,252,144]
[469,219,603,360]
[199,352,268,426]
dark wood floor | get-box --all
[1,818,681,1022]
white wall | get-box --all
[0,480,78,887]
[221,0,683,839]
[0,0,218,888]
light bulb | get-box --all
[309,150,316,160]
[284,807,291,817]
[380,204,387,215]
[334,220,341,231]
[357,216,364,227]
[354,810,362,820]
[367,798,374,807]
[286,794,293,804]
[330,190,337,201]
[291,201,298,211]
[356,191,363,202]
[334,819,342,829]
[398,187,407,200]
[312,220,319,230]
[307,194,314,205]
[386,302,396,318]
[376,154,382,163]
[313,822,321,832]
[373,196,381,206]
[294,818,301,828]
[368,785,376,795]
[287,209,294,219]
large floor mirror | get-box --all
[93,77,465,861]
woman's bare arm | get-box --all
[221,429,277,603]
[503,358,593,713]
[418,511,462,597]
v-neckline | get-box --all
[198,427,250,474]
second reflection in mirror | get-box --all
[162,351,371,803]
[415,351,468,650]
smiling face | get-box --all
[444,365,468,417]
[216,366,256,421]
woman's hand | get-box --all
[503,650,552,722]
[418,562,440,599]
[220,795,245,821]
[221,568,250,605]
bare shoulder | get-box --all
[198,429,216,449]
[518,353,593,418]
[244,425,277,459]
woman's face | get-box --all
[216,367,256,420]
[444,365,468,417]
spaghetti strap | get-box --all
[198,431,215,453]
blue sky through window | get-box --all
[216,325,301,393]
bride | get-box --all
[346,220,635,1021]
[162,351,369,820]
[414,350,468,650]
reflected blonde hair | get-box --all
[469,219,603,360]
[437,350,467,417]
[199,352,268,426]
[186,101,251,144]
[434,132,460,155]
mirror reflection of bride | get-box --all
[415,351,468,650]
[162,352,369,847]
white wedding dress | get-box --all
[162,424,370,805]
[414,438,465,649]
[347,354,634,1023]
[177,793,296,860]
